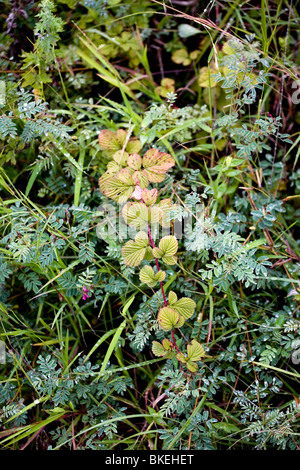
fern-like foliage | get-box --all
[34,0,65,63]
[186,213,272,291]
[21,118,71,143]
[0,87,72,151]
[0,115,18,139]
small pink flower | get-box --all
[82,286,90,301]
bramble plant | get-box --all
[98,128,205,370]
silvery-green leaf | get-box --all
[178,24,201,38]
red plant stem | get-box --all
[160,280,168,307]
[171,330,180,353]
[147,223,179,352]
[147,223,167,307]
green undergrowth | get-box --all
[0,0,299,450]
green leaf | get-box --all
[122,240,145,266]
[142,148,175,183]
[171,48,191,66]
[138,263,165,287]
[153,235,178,265]
[176,352,199,373]
[178,24,201,38]
[144,246,154,261]
[158,235,178,256]
[139,265,157,287]
[186,361,198,373]
[198,67,218,88]
[148,205,161,225]
[212,422,240,433]
[171,297,196,319]
[155,271,166,282]
[152,341,168,357]
[98,129,121,150]
[132,170,149,189]
[245,238,267,250]
[152,339,174,359]
[126,139,142,154]
[99,168,135,203]
[141,188,158,206]
[122,202,149,229]
[168,291,178,305]
[113,150,129,166]
[176,315,185,328]
[106,161,120,174]
[127,153,142,170]
[152,247,163,258]
[187,340,205,362]
[98,129,142,157]
[157,199,176,228]
[121,231,149,266]
[162,338,173,350]
[100,319,127,373]
[157,307,180,331]
[25,164,40,197]
[176,352,187,365]
[160,255,177,265]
